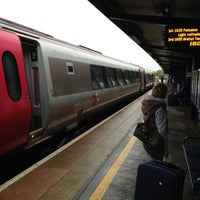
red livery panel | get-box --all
[0,30,31,156]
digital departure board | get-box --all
[166,26,200,50]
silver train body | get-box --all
[0,18,154,155]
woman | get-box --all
[141,83,168,161]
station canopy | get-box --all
[88,0,200,73]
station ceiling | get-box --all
[88,0,200,73]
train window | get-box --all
[90,66,106,89]
[147,73,153,81]
[105,68,117,87]
[66,61,74,75]
[2,51,22,101]
[146,74,150,81]
[123,70,130,84]
[31,50,37,61]
[116,69,126,86]
[129,71,135,83]
[134,71,140,82]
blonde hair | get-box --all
[152,83,167,99]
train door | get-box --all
[139,68,145,92]
[20,39,44,136]
[0,30,31,156]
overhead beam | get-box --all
[153,54,192,61]
[110,14,200,26]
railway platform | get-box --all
[0,92,200,200]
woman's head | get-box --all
[152,83,167,99]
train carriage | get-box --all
[0,18,154,156]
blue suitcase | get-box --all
[134,160,185,200]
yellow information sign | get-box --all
[166,26,200,49]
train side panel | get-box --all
[0,18,154,156]
[145,70,154,90]
[139,68,154,92]
[139,68,145,92]
[0,30,31,155]
[39,41,141,133]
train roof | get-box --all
[0,17,149,72]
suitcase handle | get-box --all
[152,159,180,169]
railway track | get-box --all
[0,95,138,185]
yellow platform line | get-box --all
[89,136,137,200]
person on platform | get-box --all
[141,83,169,161]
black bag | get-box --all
[133,122,163,150]
[134,160,185,200]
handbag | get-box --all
[133,122,163,149]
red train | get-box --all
[0,18,154,157]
